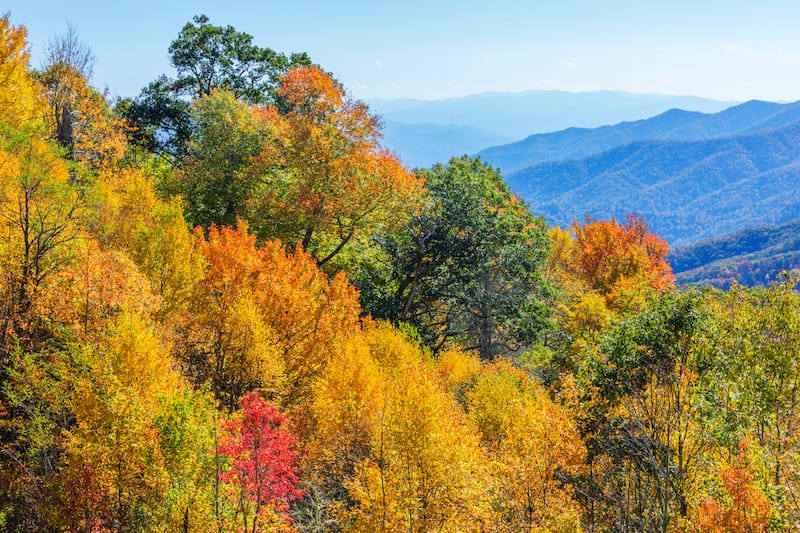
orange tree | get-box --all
[245,65,422,269]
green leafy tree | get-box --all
[372,155,552,359]
[169,15,310,103]
[180,89,268,229]
[585,290,712,532]
[121,15,310,159]
[706,278,800,526]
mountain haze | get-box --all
[372,90,734,166]
[381,121,512,168]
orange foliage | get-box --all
[247,66,422,267]
[697,443,771,532]
[547,215,675,353]
[39,60,127,171]
[188,221,361,407]
[572,214,674,299]
[36,239,159,341]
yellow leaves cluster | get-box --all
[93,167,202,319]
[0,14,47,132]
[309,327,587,532]
[465,360,586,531]
[334,325,492,532]
[36,238,159,341]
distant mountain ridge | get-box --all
[479,100,800,174]
[505,118,800,246]
[371,90,734,167]
[371,90,734,139]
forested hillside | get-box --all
[670,218,800,286]
[3,13,800,533]
[506,122,800,245]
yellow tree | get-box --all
[0,16,83,527]
[343,325,491,532]
[92,166,202,320]
[465,359,586,531]
[0,14,44,130]
[35,238,159,341]
[0,15,81,352]
[304,333,384,502]
[64,311,181,531]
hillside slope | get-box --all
[507,121,800,246]
[669,219,800,287]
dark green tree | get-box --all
[169,15,311,103]
[119,15,310,160]
[369,155,552,360]
[116,77,192,159]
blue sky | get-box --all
[5,0,800,102]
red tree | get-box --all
[219,392,303,532]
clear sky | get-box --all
[5,0,800,102]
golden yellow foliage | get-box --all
[186,222,361,408]
[93,167,202,319]
[0,14,47,132]
[466,359,586,531]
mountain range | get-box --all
[479,100,800,174]
[371,90,734,167]
[378,92,800,283]
[491,100,800,246]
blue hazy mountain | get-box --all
[505,121,800,246]
[371,90,734,167]
[479,100,800,174]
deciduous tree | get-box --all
[218,391,303,533]
[185,222,361,408]
[245,65,422,269]
[375,156,551,359]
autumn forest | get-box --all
[1,13,798,532]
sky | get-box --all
[5,0,800,103]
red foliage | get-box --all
[219,392,304,530]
